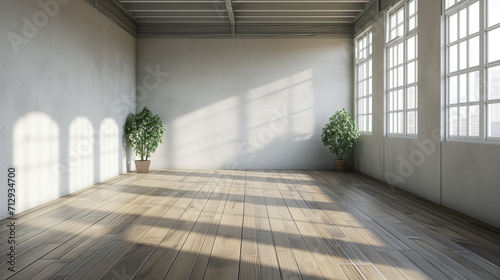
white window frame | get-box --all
[445,0,500,142]
[355,28,373,134]
[385,0,419,137]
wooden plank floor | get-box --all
[1,169,499,280]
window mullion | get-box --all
[479,0,485,140]
[404,33,409,135]
[446,13,452,138]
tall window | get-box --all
[356,29,373,133]
[386,0,418,136]
[445,0,500,141]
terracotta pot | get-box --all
[135,160,151,173]
[334,159,348,172]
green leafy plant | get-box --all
[321,108,360,160]
[124,107,166,161]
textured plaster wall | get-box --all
[136,38,353,169]
[0,0,136,218]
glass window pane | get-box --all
[391,14,397,29]
[469,36,479,67]
[488,65,500,100]
[414,35,418,58]
[460,74,468,103]
[393,112,397,133]
[488,27,500,63]
[450,107,458,136]
[408,86,416,109]
[397,9,404,24]
[460,106,468,136]
[389,70,394,89]
[369,96,372,114]
[469,2,479,35]
[469,105,480,136]
[407,61,416,84]
[450,76,458,104]
[368,115,372,132]
[488,0,500,27]
[415,86,418,108]
[398,66,404,87]
[393,91,397,111]
[389,91,394,111]
[398,25,404,37]
[409,17,416,31]
[449,13,458,43]
[389,92,394,112]
[415,61,418,82]
[450,44,458,72]
[459,9,467,39]
[398,42,404,64]
[415,111,418,132]
[389,47,394,67]
[446,0,454,10]
[469,71,480,102]
[489,103,500,137]
[398,90,404,110]
[390,113,395,133]
[398,112,404,133]
[390,71,394,90]
[368,77,372,94]
[409,0,415,16]
[408,111,416,134]
[408,36,416,60]
[459,41,467,70]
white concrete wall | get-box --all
[137,38,353,169]
[0,0,136,219]
[353,0,500,228]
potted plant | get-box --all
[124,107,166,173]
[321,108,360,172]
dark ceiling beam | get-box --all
[95,0,372,37]
[122,2,366,11]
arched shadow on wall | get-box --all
[11,112,125,216]
[13,112,60,213]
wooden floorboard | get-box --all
[1,169,499,280]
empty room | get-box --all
[1,0,500,279]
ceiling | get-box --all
[109,0,374,37]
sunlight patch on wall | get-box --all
[100,118,119,181]
[69,117,94,193]
[289,70,315,141]
[246,69,315,145]
[13,112,60,212]
[172,96,240,165]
